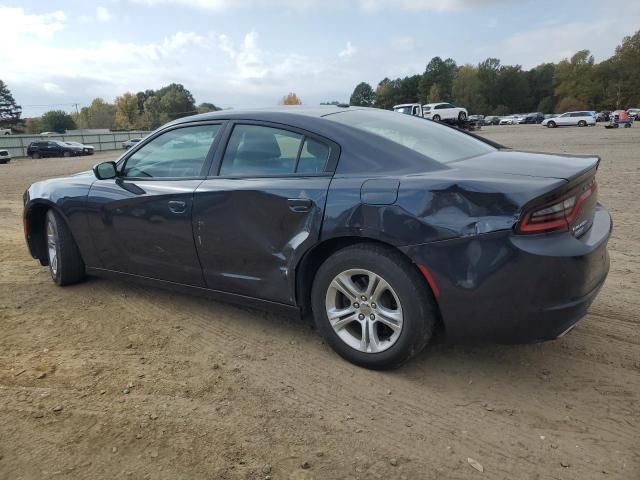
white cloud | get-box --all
[0,6,66,41]
[96,6,112,22]
[43,83,65,95]
[338,41,357,58]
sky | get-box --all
[3,0,640,117]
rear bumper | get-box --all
[401,204,612,343]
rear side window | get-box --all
[219,125,329,176]
[328,109,495,164]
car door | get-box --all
[441,103,456,120]
[193,121,338,305]
[86,122,225,286]
[557,113,572,125]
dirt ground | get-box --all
[1,125,638,480]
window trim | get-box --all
[207,120,340,179]
[116,120,227,181]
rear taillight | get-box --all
[518,179,597,233]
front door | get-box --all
[193,122,337,304]
[86,122,224,286]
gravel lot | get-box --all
[1,125,638,479]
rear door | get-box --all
[86,122,224,286]
[193,121,338,304]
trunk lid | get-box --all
[452,150,599,181]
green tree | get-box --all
[452,65,488,114]
[114,93,139,130]
[158,84,197,118]
[607,30,640,107]
[197,102,221,113]
[350,82,375,106]
[0,80,22,128]
[496,65,530,113]
[76,98,116,130]
[417,57,457,103]
[428,83,441,103]
[476,58,501,112]
[527,63,555,112]
[373,78,397,109]
[40,110,76,133]
[554,50,597,106]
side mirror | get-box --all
[93,161,117,180]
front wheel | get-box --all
[311,244,436,369]
[547,121,556,128]
[45,210,85,286]
[458,111,467,121]
[31,152,40,159]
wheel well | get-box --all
[295,237,443,327]
[26,204,50,265]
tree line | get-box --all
[350,30,640,115]
[0,83,221,134]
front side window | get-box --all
[123,124,221,178]
[328,109,495,164]
[219,125,330,176]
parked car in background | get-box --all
[0,128,11,135]
[499,116,518,125]
[22,106,611,369]
[542,111,596,128]
[26,141,83,158]
[596,111,611,122]
[0,149,11,164]
[422,102,468,122]
[393,104,423,116]
[468,115,484,122]
[64,141,95,155]
[122,138,142,149]
[483,116,500,125]
[627,108,640,120]
[39,132,56,136]
[521,112,544,124]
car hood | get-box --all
[451,150,599,181]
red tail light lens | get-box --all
[518,179,597,233]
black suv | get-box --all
[26,141,83,159]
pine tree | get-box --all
[0,80,22,127]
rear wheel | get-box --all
[547,121,556,128]
[31,152,40,159]
[311,244,436,369]
[578,120,587,127]
[45,210,85,286]
[63,151,71,157]
[432,114,441,121]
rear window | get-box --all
[327,109,495,164]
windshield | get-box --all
[393,106,413,115]
[328,109,495,164]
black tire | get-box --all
[63,151,71,157]
[45,210,85,286]
[432,114,441,121]
[311,244,437,370]
[578,120,587,127]
[458,111,467,121]
[547,121,556,128]
[32,152,40,159]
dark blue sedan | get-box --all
[23,106,611,369]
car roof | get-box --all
[172,106,355,124]
[423,102,447,107]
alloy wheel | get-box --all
[325,269,403,353]
[47,219,58,276]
